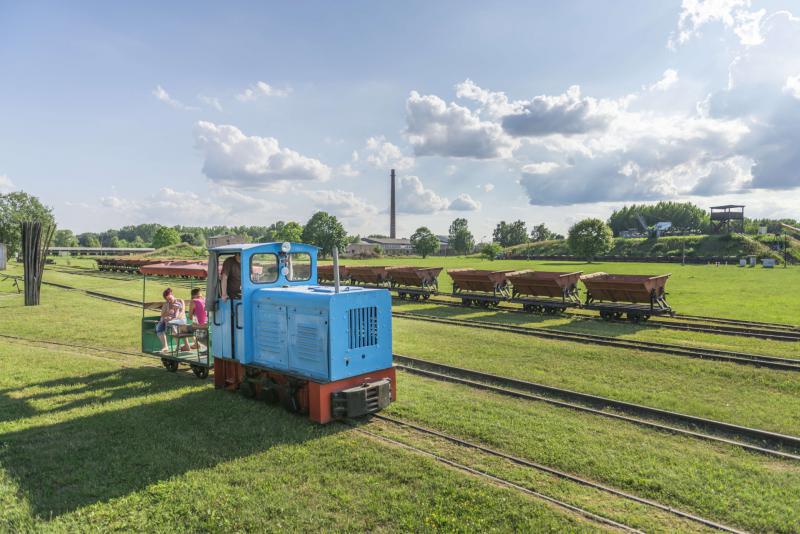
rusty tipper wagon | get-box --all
[317,264,350,284]
[387,266,443,300]
[508,270,582,314]
[581,272,672,322]
[347,265,392,286]
[447,269,516,307]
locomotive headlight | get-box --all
[281,242,291,253]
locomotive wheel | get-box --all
[239,380,257,399]
[262,388,279,404]
[191,365,209,380]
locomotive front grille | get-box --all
[348,306,378,349]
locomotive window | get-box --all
[250,253,278,284]
[287,252,311,281]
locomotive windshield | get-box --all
[250,253,279,284]
[287,252,311,281]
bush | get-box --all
[567,219,613,261]
[481,242,503,261]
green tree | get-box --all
[0,191,55,255]
[301,211,348,257]
[608,202,708,236]
[53,229,79,247]
[410,226,440,258]
[567,218,613,261]
[481,242,503,260]
[78,233,99,247]
[493,220,528,247]
[152,227,181,249]
[530,223,561,242]
[448,218,475,255]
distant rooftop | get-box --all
[362,237,411,245]
[710,205,745,209]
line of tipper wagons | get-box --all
[96,257,671,322]
[320,265,673,322]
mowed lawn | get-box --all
[2,272,800,530]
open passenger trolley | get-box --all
[139,263,212,379]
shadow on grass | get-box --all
[0,367,342,518]
[0,368,198,421]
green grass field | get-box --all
[2,257,799,531]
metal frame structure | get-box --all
[710,205,745,234]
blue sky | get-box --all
[1,0,799,239]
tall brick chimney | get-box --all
[390,169,396,239]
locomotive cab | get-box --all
[207,242,395,423]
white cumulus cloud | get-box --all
[647,69,679,91]
[449,193,481,211]
[670,0,766,48]
[405,91,518,159]
[396,175,451,213]
[362,136,414,170]
[502,85,622,137]
[303,189,378,218]
[783,74,800,99]
[193,121,331,189]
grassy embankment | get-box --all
[2,277,800,531]
[507,233,791,261]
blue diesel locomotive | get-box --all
[205,242,395,423]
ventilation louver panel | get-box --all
[348,306,378,349]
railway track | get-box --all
[365,415,745,533]
[399,295,800,341]
[12,276,799,373]
[392,354,800,461]
[40,265,800,339]
[393,310,800,372]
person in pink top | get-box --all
[190,288,207,350]
[190,288,207,325]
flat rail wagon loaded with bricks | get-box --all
[508,270,583,314]
[581,272,672,322]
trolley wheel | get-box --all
[461,298,471,307]
[411,293,421,301]
[164,359,179,373]
[613,312,624,320]
[600,311,611,321]
[191,364,209,379]
[398,292,406,299]
[627,314,641,323]
[479,300,491,308]
[422,293,430,300]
